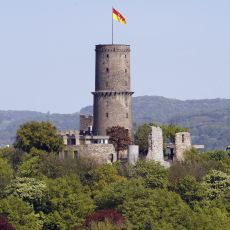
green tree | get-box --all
[175,175,206,206]
[0,196,42,230]
[14,121,63,153]
[131,160,168,189]
[202,150,229,161]
[43,175,95,229]
[4,177,48,211]
[16,149,65,179]
[134,124,151,155]
[0,147,23,170]
[202,170,230,200]
[94,178,148,210]
[107,126,131,160]
[121,189,193,230]
[169,149,218,185]
[87,164,125,192]
[192,203,230,230]
[0,158,13,196]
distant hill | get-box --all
[0,111,79,147]
[1,96,230,150]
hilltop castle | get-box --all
[58,44,138,164]
[58,44,203,166]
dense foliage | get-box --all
[0,122,230,229]
[14,121,63,153]
[1,145,230,229]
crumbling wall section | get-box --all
[146,126,169,167]
[175,132,191,161]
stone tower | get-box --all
[92,44,133,137]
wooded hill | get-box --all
[1,96,230,149]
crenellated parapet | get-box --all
[95,45,130,53]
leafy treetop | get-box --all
[14,121,63,153]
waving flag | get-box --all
[112,8,126,24]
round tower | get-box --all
[92,44,133,137]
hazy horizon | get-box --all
[1,95,230,114]
[1,0,230,113]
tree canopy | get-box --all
[14,121,63,153]
[1,122,230,229]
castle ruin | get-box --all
[58,44,135,164]
[146,126,203,166]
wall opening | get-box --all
[74,151,78,159]
[182,134,185,143]
[106,113,109,118]
[110,154,114,163]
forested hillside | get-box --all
[1,96,230,149]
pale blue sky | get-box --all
[0,0,229,113]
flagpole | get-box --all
[112,7,113,44]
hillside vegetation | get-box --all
[1,96,230,149]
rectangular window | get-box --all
[126,113,128,118]
[71,138,76,145]
[106,113,109,118]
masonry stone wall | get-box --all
[128,145,139,165]
[175,132,192,161]
[146,126,169,167]
[57,130,80,146]
[79,144,117,164]
[93,44,133,137]
[80,115,93,132]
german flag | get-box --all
[112,8,126,24]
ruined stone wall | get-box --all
[80,115,93,132]
[79,144,117,164]
[175,132,191,161]
[57,130,80,146]
[128,145,139,165]
[146,126,169,167]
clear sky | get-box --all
[0,0,229,113]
